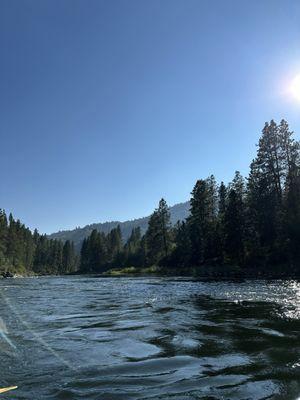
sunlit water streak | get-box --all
[0,276,300,399]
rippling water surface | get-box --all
[1,276,300,399]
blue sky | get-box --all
[1,0,300,234]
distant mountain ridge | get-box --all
[49,201,190,251]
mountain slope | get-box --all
[49,201,190,251]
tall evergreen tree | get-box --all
[284,162,300,270]
[0,210,8,267]
[246,120,300,267]
[145,198,171,265]
[169,221,191,269]
[107,225,122,265]
[224,189,245,265]
[62,240,76,273]
[216,182,227,261]
[124,227,143,267]
[188,178,218,265]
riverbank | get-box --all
[2,264,299,281]
[0,272,37,279]
[100,264,300,280]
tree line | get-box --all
[1,119,299,278]
[0,212,77,275]
[80,120,300,277]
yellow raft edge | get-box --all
[0,386,18,394]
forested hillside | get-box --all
[80,120,300,278]
[0,212,77,275]
[49,202,190,251]
[2,119,299,278]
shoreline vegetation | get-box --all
[3,267,300,281]
[1,119,300,280]
[101,264,300,280]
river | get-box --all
[0,276,300,399]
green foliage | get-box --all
[224,189,245,265]
[4,118,294,278]
[187,177,219,265]
[0,211,77,275]
[79,200,172,273]
[145,198,172,265]
[79,119,300,278]
[48,202,190,251]
[284,162,300,270]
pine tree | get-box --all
[218,182,227,216]
[224,189,245,265]
[145,198,171,265]
[124,227,142,267]
[0,210,8,270]
[170,221,191,269]
[80,238,89,272]
[246,120,300,268]
[284,162,300,271]
[216,182,227,262]
[188,178,218,265]
[62,240,73,273]
[107,225,122,265]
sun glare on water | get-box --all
[290,74,300,102]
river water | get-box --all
[0,276,300,399]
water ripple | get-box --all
[1,277,300,399]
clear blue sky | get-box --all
[1,0,300,234]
